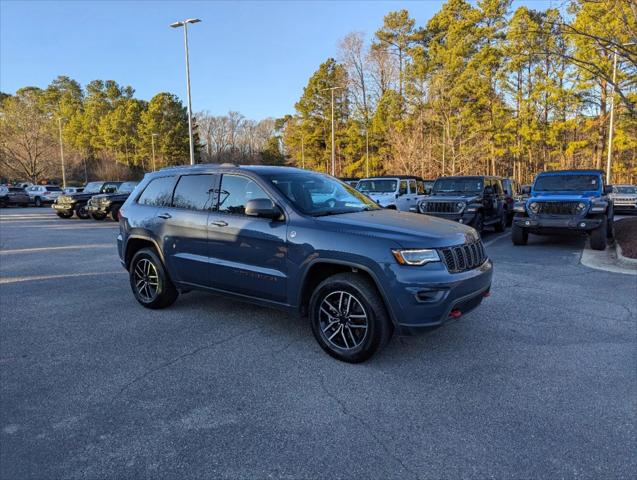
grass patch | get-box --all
[615,217,637,259]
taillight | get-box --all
[118,209,124,221]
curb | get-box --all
[615,241,637,268]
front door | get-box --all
[207,174,288,303]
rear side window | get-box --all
[172,175,217,211]
[218,175,268,215]
[137,176,176,207]
[408,180,416,194]
[46,186,62,191]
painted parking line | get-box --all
[0,271,126,285]
[0,244,114,255]
[483,231,511,247]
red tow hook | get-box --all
[483,291,491,298]
[449,309,462,319]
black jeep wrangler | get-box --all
[52,181,121,219]
[417,176,507,233]
[86,181,138,221]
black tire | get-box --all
[129,248,178,309]
[494,212,506,232]
[56,211,73,219]
[34,197,42,207]
[91,213,106,221]
[110,205,120,222]
[512,223,528,245]
[590,218,607,251]
[606,215,614,239]
[472,213,484,234]
[309,272,393,363]
[74,203,89,219]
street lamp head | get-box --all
[185,18,201,24]
[170,19,201,28]
[170,21,184,28]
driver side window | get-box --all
[218,175,269,216]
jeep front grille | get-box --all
[439,240,487,273]
[420,201,461,214]
[536,201,580,215]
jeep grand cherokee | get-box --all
[117,165,493,363]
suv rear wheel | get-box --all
[494,212,506,232]
[512,223,528,245]
[56,211,73,219]
[129,248,178,309]
[309,273,392,363]
[34,197,42,207]
[590,217,607,251]
[91,213,106,220]
[110,205,120,222]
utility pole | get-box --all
[606,42,636,183]
[151,133,158,171]
[321,86,345,176]
[57,117,66,189]
[170,18,201,166]
[301,134,305,169]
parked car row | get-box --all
[0,184,78,207]
[52,181,138,220]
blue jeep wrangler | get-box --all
[511,169,614,250]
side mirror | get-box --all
[521,186,531,195]
[245,198,282,220]
[604,185,613,195]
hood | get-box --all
[64,191,100,201]
[314,209,478,248]
[424,194,481,203]
[530,192,599,201]
[91,192,130,202]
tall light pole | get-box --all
[57,117,66,188]
[606,42,635,183]
[170,18,201,166]
[301,134,305,169]
[321,86,345,176]
[151,133,159,171]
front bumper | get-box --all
[87,203,110,214]
[420,211,480,226]
[52,202,75,213]
[614,203,637,212]
[513,215,602,231]
[382,259,493,333]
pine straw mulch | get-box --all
[615,217,637,259]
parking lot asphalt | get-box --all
[1,207,636,479]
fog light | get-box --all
[458,219,464,224]
[579,222,586,228]
[525,220,530,226]
[449,309,462,319]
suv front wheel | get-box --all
[590,217,607,251]
[512,223,528,245]
[309,273,393,363]
[129,248,178,309]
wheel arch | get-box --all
[124,235,165,270]
[297,259,397,325]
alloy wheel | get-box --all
[319,291,368,350]
[134,258,160,302]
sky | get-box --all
[1,0,558,120]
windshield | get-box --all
[534,175,599,192]
[118,182,138,194]
[356,179,397,193]
[433,178,483,193]
[614,186,636,194]
[265,172,380,216]
[83,182,103,194]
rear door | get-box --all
[207,173,288,303]
[161,174,219,288]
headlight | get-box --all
[529,202,539,214]
[392,249,440,266]
[590,201,607,213]
[513,202,525,213]
[456,202,465,212]
[419,203,426,213]
[576,202,587,213]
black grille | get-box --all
[440,240,487,273]
[536,201,580,215]
[420,201,461,214]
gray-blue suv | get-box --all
[117,165,493,362]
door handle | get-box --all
[211,220,228,227]
[157,213,172,219]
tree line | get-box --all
[0,78,282,183]
[1,0,635,185]
[280,0,636,183]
